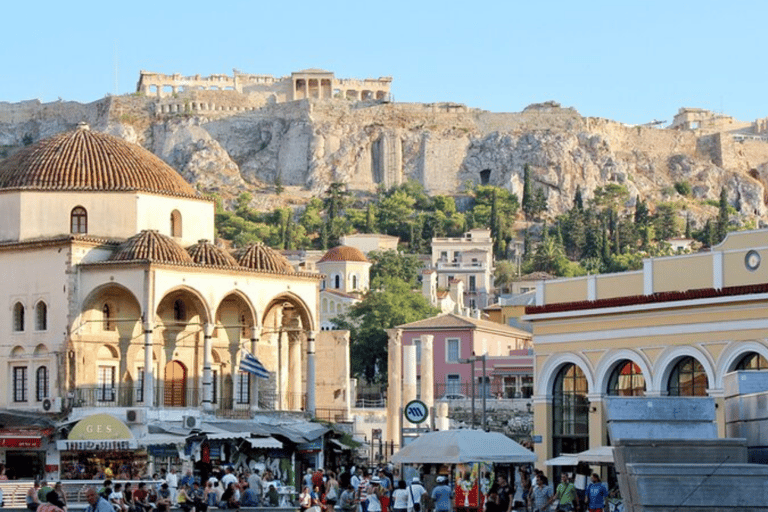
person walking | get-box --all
[550,474,576,512]
[430,476,452,512]
[584,474,609,512]
[406,477,426,512]
[391,481,408,512]
[366,477,384,512]
[528,475,553,512]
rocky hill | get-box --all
[2,94,768,225]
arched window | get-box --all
[607,360,646,396]
[352,275,358,290]
[36,366,49,401]
[173,299,186,322]
[735,352,768,371]
[334,274,341,289]
[13,302,24,332]
[35,302,47,331]
[668,356,709,396]
[70,206,88,234]
[170,210,182,237]
[102,304,114,331]
[552,364,589,458]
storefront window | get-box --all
[552,364,589,458]
[668,356,708,396]
[607,360,646,396]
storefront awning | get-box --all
[137,434,187,447]
[0,427,53,448]
[246,437,283,449]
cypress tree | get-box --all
[716,188,729,243]
[574,185,584,211]
[522,164,534,220]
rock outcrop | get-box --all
[2,94,768,225]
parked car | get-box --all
[441,393,467,400]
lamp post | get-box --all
[459,354,488,430]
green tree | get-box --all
[532,187,548,219]
[716,187,729,243]
[377,189,416,239]
[494,260,518,293]
[334,276,440,381]
[522,164,534,220]
[654,203,679,240]
[573,185,584,211]
[323,182,349,222]
[368,250,423,287]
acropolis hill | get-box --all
[2,68,768,224]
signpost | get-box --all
[401,400,430,449]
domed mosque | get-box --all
[0,125,335,480]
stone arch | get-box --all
[261,292,315,334]
[11,345,25,357]
[480,169,492,185]
[80,283,142,339]
[537,352,595,399]
[215,291,257,351]
[715,340,768,388]
[653,345,717,395]
[595,349,653,395]
[213,290,258,331]
[156,285,211,325]
[33,344,49,356]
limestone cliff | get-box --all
[2,95,768,224]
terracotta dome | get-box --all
[187,239,238,267]
[110,230,194,264]
[318,245,368,263]
[236,243,294,273]
[0,124,197,196]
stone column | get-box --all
[306,331,317,415]
[202,322,214,413]
[288,331,303,410]
[420,335,434,410]
[386,329,402,444]
[250,330,260,413]
[403,345,417,425]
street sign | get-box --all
[404,399,429,424]
[532,435,542,443]
[372,428,382,440]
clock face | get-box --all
[745,250,761,271]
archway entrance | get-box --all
[164,360,187,406]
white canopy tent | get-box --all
[576,445,614,464]
[390,429,537,464]
[545,453,578,466]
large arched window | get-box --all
[70,206,88,234]
[13,302,25,332]
[735,352,768,370]
[334,274,341,289]
[607,360,645,396]
[35,302,47,331]
[668,356,709,396]
[351,274,358,290]
[170,210,182,237]
[36,366,49,401]
[552,364,589,458]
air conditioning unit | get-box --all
[40,397,63,413]
[126,409,147,424]
[182,415,201,430]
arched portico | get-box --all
[715,340,768,388]
[595,349,653,395]
[537,352,596,400]
[653,345,717,395]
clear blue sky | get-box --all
[2,1,765,125]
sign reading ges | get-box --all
[403,400,429,424]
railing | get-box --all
[433,382,533,399]
[435,261,487,270]
[355,384,386,408]
[72,386,304,413]
[315,407,349,422]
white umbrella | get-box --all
[545,454,578,466]
[576,446,614,464]
[390,429,536,464]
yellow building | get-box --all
[523,230,768,471]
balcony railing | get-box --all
[72,385,302,413]
[435,261,488,270]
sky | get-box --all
[2,1,766,125]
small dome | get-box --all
[318,245,368,263]
[236,243,294,273]
[111,230,193,264]
[187,239,238,267]
[0,124,197,196]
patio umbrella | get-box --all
[390,429,536,464]
[545,454,578,466]
[576,446,614,464]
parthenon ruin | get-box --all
[136,68,392,104]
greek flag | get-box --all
[240,350,270,379]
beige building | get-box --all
[0,125,352,478]
[339,233,399,254]
[430,228,495,311]
[523,230,768,474]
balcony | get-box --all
[435,260,488,271]
[71,385,304,416]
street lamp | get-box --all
[459,354,488,430]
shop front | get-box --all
[0,427,54,480]
[57,413,146,480]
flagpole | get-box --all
[251,330,260,414]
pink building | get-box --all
[396,314,534,399]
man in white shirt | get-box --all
[407,477,427,512]
[221,467,238,488]
[166,468,179,506]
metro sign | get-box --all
[404,400,429,424]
